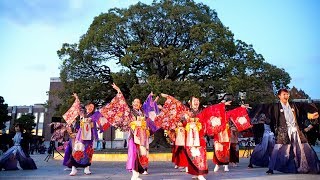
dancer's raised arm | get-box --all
[112,83,121,93]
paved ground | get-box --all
[0,146,319,180]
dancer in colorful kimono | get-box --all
[157,94,208,180]
[63,93,102,176]
[49,121,75,171]
[229,121,239,167]
[266,88,320,174]
[171,120,188,170]
[0,123,37,171]
[184,110,207,180]
[212,120,231,172]
[211,100,251,172]
[62,121,79,171]
[248,113,275,168]
[103,83,158,180]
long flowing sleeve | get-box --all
[226,107,251,132]
[50,122,67,143]
[146,118,158,134]
[62,97,81,125]
[197,103,227,136]
[154,95,190,131]
[143,94,160,118]
[99,93,134,131]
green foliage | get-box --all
[14,114,36,133]
[129,75,201,105]
[56,43,114,112]
[56,0,292,109]
[0,96,10,130]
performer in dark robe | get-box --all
[248,113,275,168]
[229,121,239,167]
[301,107,319,146]
[266,88,320,174]
[0,124,37,171]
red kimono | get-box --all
[154,96,208,176]
[185,110,208,176]
[171,126,188,168]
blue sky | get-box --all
[0,0,319,106]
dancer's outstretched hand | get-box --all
[161,93,169,98]
[72,93,78,99]
[224,101,232,106]
[112,83,121,93]
[241,104,252,109]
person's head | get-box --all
[190,96,200,110]
[14,123,23,132]
[132,98,142,110]
[277,88,290,104]
[85,102,95,114]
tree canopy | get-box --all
[57,0,291,112]
[0,96,10,130]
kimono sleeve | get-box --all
[62,97,80,125]
[154,95,190,131]
[227,107,251,132]
[99,93,134,131]
[198,103,227,136]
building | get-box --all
[43,77,63,141]
[6,104,46,136]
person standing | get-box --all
[266,88,320,174]
[248,113,275,168]
[212,122,231,172]
[159,95,208,180]
[102,138,106,149]
[229,121,239,167]
[171,120,188,170]
[0,124,37,171]
[101,83,158,180]
[63,93,102,176]
[62,121,78,171]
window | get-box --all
[98,131,103,140]
[17,113,22,119]
[39,112,44,123]
[37,123,43,136]
[33,113,38,123]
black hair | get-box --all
[277,88,289,96]
[221,94,233,102]
[14,123,24,132]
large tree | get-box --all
[0,96,10,131]
[57,0,291,109]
